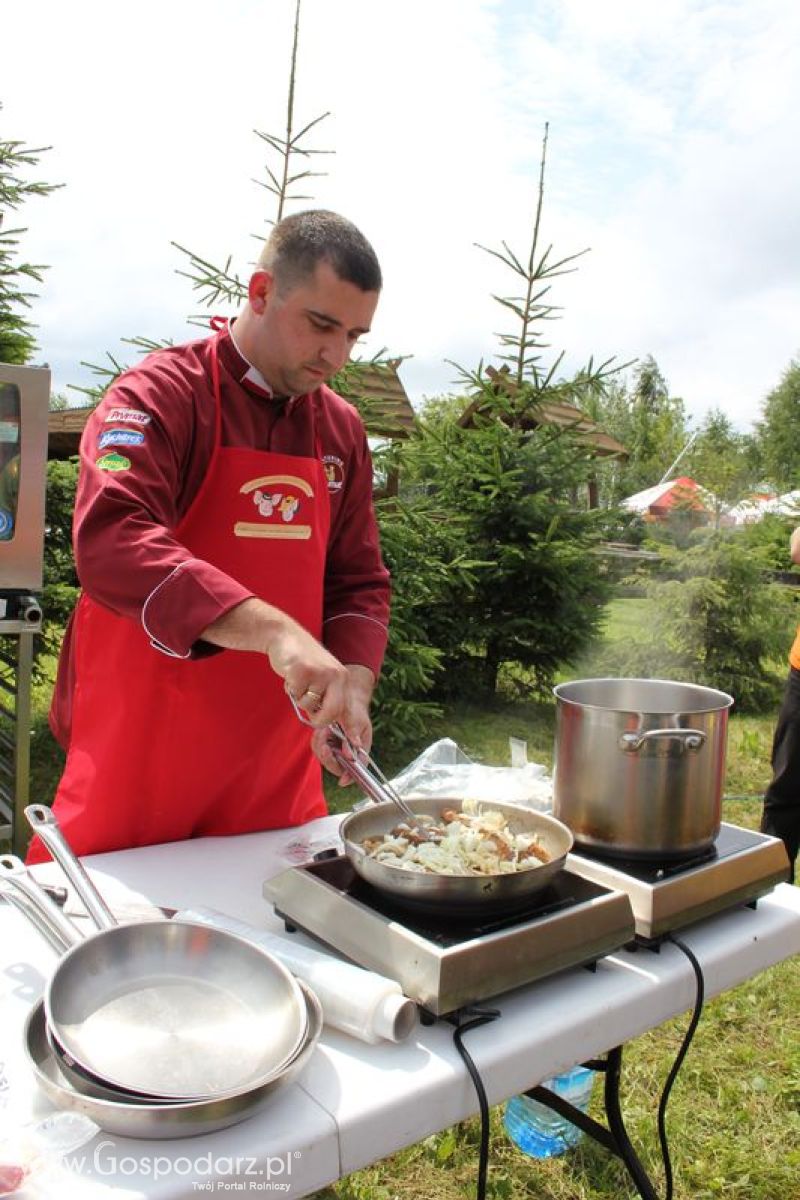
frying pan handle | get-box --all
[0,855,83,948]
[25,805,117,930]
[0,886,73,954]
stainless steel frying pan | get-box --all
[339,797,573,914]
[2,884,322,1138]
[8,805,309,1103]
[23,985,323,1139]
[2,847,308,1104]
[3,870,323,1137]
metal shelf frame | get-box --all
[0,620,37,854]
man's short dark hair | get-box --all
[259,210,382,294]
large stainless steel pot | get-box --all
[553,678,734,859]
[340,797,573,914]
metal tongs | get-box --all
[288,694,437,837]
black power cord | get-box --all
[513,936,706,1200]
[658,934,705,1200]
[448,1006,501,1200]
[444,938,703,1200]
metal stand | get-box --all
[526,1047,660,1200]
[0,612,40,855]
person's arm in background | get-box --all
[790,526,800,564]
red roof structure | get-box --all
[622,476,711,521]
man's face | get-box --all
[249,259,379,396]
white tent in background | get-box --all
[725,495,777,525]
[725,489,800,526]
[772,490,800,516]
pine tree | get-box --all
[172,0,333,312]
[0,104,60,364]
[394,127,624,698]
[75,0,405,435]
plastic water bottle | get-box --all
[503,1066,595,1158]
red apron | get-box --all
[28,334,329,861]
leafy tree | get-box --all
[592,357,689,504]
[756,358,800,491]
[369,487,482,749]
[644,532,795,711]
[576,529,794,711]
[41,460,80,661]
[684,408,760,526]
[737,512,800,573]
[0,105,60,363]
[172,0,332,315]
[0,109,66,679]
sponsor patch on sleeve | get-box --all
[95,452,132,472]
[98,428,145,450]
[104,407,151,426]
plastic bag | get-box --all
[389,737,553,812]
[0,1106,98,1196]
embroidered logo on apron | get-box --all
[235,474,315,540]
[322,454,345,492]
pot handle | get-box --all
[619,727,706,753]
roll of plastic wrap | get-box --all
[176,906,418,1045]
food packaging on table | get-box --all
[176,907,418,1045]
[387,737,553,811]
[0,1053,98,1197]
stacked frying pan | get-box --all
[0,806,322,1139]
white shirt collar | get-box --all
[227,319,275,397]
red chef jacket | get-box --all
[50,324,390,748]
[36,325,390,857]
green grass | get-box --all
[594,596,656,647]
[22,601,800,1199]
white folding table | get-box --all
[1,816,798,1198]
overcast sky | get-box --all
[4,0,800,431]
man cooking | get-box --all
[27,209,390,862]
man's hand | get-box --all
[265,620,351,728]
[311,665,375,786]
